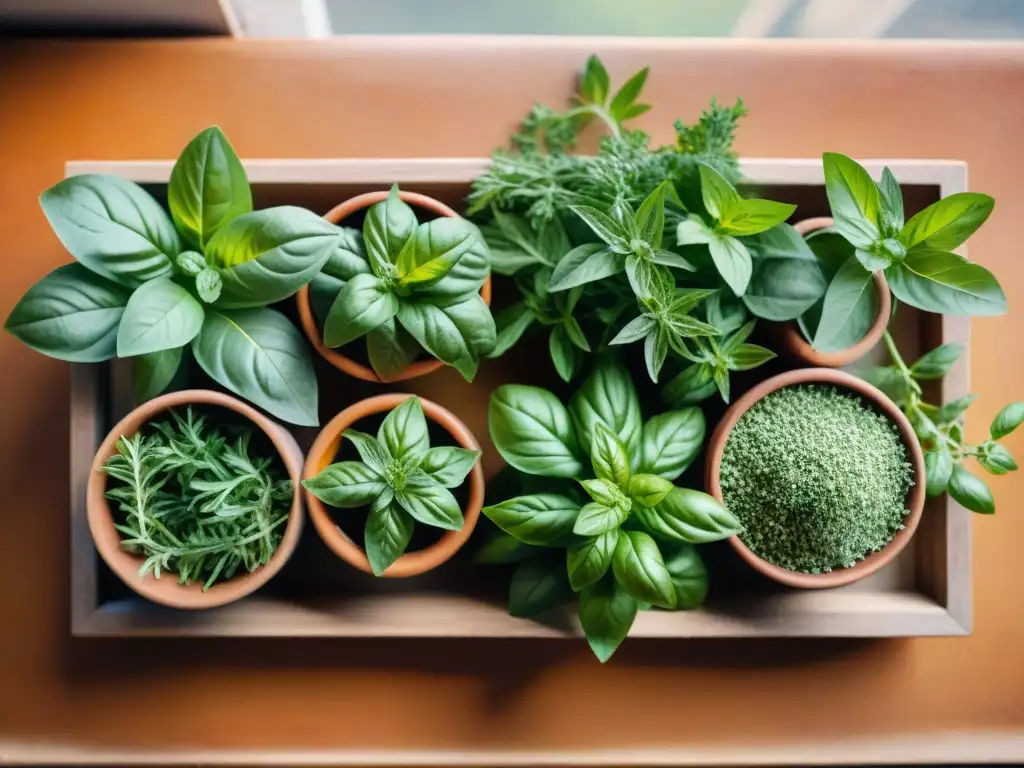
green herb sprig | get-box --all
[102,407,292,590]
[864,331,1021,513]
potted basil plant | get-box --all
[482,359,742,662]
[5,126,338,425]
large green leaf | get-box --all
[207,206,338,308]
[364,497,415,576]
[302,461,385,508]
[885,249,1006,316]
[822,152,881,249]
[708,235,752,296]
[548,244,621,292]
[612,530,676,609]
[133,347,184,403]
[567,529,618,592]
[697,162,740,220]
[396,293,495,381]
[366,318,420,381]
[396,481,464,530]
[573,500,631,537]
[398,217,479,289]
[419,446,480,489]
[717,198,796,237]
[192,307,319,426]
[482,494,580,545]
[579,576,638,663]
[40,174,177,287]
[413,227,490,300]
[947,464,995,514]
[323,273,399,348]
[742,224,828,321]
[899,192,994,251]
[489,385,583,477]
[812,256,877,352]
[378,396,429,460]
[633,487,743,543]
[991,402,1024,440]
[569,359,643,465]
[638,409,705,481]
[168,126,252,248]
[363,186,417,276]
[116,278,204,357]
[508,555,574,618]
[590,422,630,488]
[4,263,129,362]
[663,543,709,609]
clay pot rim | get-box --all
[302,393,484,577]
[295,189,493,383]
[705,368,926,589]
[778,216,892,368]
[86,389,305,609]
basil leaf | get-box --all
[878,167,905,233]
[900,192,994,252]
[911,343,964,380]
[813,256,876,351]
[366,318,420,381]
[475,531,541,564]
[397,294,496,380]
[207,206,338,309]
[509,555,574,618]
[168,126,252,248]
[991,402,1024,439]
[708,235,752,296]
[324,227,371,280]
[610,314,656,345]
[634,487,743,543]
[591,422,631,488]
[569,359,643,467]
[822,152,882,249]
[628,473,673,508]
[675,215,713,246]
[663,543,709,609]
[612,530,676,609]
[363,496,415,576]
[980,443,1017,475]
[886,250,1006,316]
[176,250,206,276]
[574,500,630,537]
[650,249,695,271]
[860,366,909,405]
[638,409,705,481]
[323,273,399,348]
[947,464,995,514]
[718,199,796,237]
[400,218,479,289]
[482,494,580,545]
[308,273,345,329]
[489,385,582,477]
[697,162,740,220]
[938,393,978,425]
[549,324,580,383]
[413,229,490,300]
[419,446,480,489]
[579,576,638,663]
[192,307,318,426]
[729,343,776,371]
[567,529,618,592]
[548,244,622,292]
[343,429,390,475]
[580,478,621,506]
[924,448,954,498]
[133,346,183,403]
[302,462,385,508]
[742,224,828,321]
[569,205,628,249]
[117,278,204,357]
[396,481,464,530]
[195,269,222,304]
[488,302,535,358]
[377,396,429,460]
[662,365,716,408]
[635,182,668,249]
[40,175,176,287]
[563,316,589,351]
[4,263,129,362]
[364,186,417,276]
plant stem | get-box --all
[883,330,911,378]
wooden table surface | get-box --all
[1,38,1023,765]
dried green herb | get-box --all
[102,407,292,590]
[719,385,913,573]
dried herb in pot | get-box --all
[102,407,292,590]
[719,385,913,573]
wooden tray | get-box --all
[68,157,972,639]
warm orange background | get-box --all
[0,38,1022,761]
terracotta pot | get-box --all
[303,393,484,577]
[705,368,925,589]
[776,216,892,367]
[86,389,305,609]
[296,189,493,383]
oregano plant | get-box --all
[302,397,480,575]
[482,359,742,662]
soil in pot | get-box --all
[718,383,914,574]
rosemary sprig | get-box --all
[102,407,292,590]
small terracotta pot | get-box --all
[296,189,493,383]
[777,216,892,367]
[303,393,484,577]
[705,368,925,589]
[87,389,305,609]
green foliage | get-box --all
[101,407,292,590]
[302,397,480,575]
[482,360,739,662]
[7,126,336,424]
[314,186,496,382]
[862,331,1019,514]
[720,385,913,573]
